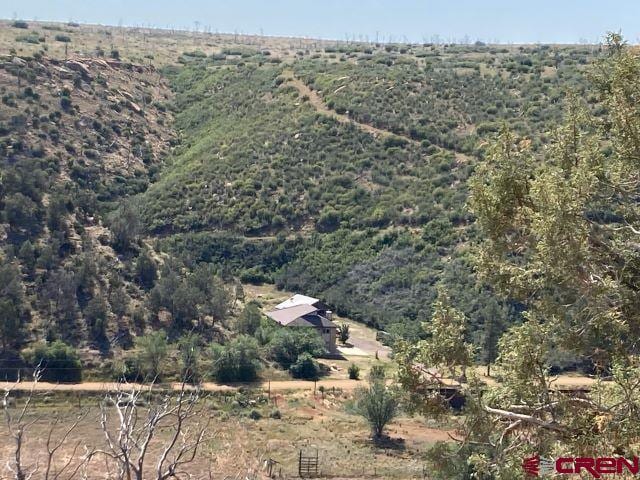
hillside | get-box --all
[143,42,598,341]
[0,19,601,366]
[0,48,177,355]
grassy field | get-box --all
[0,387,456,479]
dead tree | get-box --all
[3,369,91,480]
[97,381,209,480]
[3,369,42,480]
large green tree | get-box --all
[400,35,640,478]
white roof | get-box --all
[275,294,320,310]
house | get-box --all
[266,294,338,351]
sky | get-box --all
[1,0,639,45]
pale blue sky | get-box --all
[1,0,638,44]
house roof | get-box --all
[275,294,320,310]
[266,304,318,326]
[294,314,338,329]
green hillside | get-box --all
[142,44,598,340]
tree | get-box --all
[17,241,36,278]
[99,382,208,480]
[84,295,109,342]
[268,328,325,368]
[409,35,640,476]
[0,299,21,352]
[109,200,141,252]
[134,250,157,290]
[0,260,26,351]
[348,363,360,380]
[177,333,201,383]
[134,331,168,381]
[22,341,82,383]
[338,323,350,344]
[396,287,473,399]
[289,352,320,380]
[354,378,397,441]
[235,301,262,335]
[209,335,261,383]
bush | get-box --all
[23,341,82,383]
[11,20,29,29]
[289,352,320,380]
[355,380,397,439]
[134,331,168,381]
[54,34,72,43]
[269,408,282,419]
[338,323,350,344]
[368,364,386,382]
[248,409,262,420]
[209,335,261,383]
[269,328,325,368]
[348,363,360,380]
[236,301,262,335]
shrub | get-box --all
[236,301,262,335]
[338,323,350,344]
[177,333,201,382]
[289,352,320,380]
[348,363,360,380]
[269,328,325,368]
[355,380,397,440]
[134,331,168,381]
[248,409,262,420]
[23,341,82,383]
[11,20,29,29]
[269,408,282,419]
[209,335,261,383]
[54,34,71,43]
[368,364,386,382]
[134,250,157,289]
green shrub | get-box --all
[269,328,325,368]
[11,20,29,29]
[289,353,320,380]
[23,341,82,383]
[209,335,261,383]
[134,331,168,381]
[348,363,360,380]
[248,409,262,420]
[269,408,282,419]
[355,380,397,439]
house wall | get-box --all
[318,327,337,352]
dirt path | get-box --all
[283,70,420,145]
[0,378,364,394]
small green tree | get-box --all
[236,301,262,335]
[109,200,141,253]
[84,295,108,342]
[135,331,168,380]
[134,250,157,290]
[355,379,397,440]
[177,333,201,383]
[338,323,350,344]
[348,363,360,380]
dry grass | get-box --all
[0,389,455,479]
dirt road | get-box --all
[0,378,364,394]
[282,70,420,145]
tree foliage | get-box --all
[408,35,640,477]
